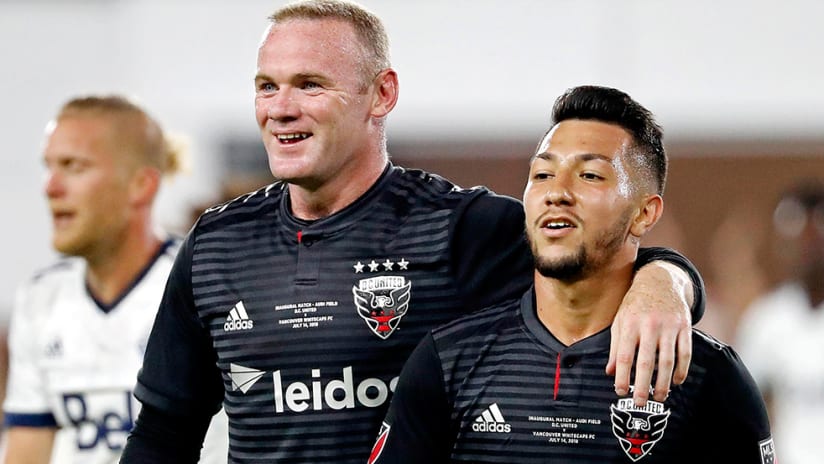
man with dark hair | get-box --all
[120,1,708,462]
[371,85,772,463]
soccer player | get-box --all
[736,179,824,464]
[120,2,706,462]
[371,85,773,464]
[1,96,228,464]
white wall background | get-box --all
[1,0,823,314]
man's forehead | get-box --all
[535,120,631,160]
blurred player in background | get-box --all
[736,178,824,464]
[0,95,228,464]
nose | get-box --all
[44,169,64,199]
[545,174,574,206]
[265,87,300,123]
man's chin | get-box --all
[52,237,81,257]
[534,254,584,280]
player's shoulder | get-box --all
[389,165,520,216]
[14,257,82,312]
[196,181,285,229]
[389,165,488,204]
[431,297,521,346]
[691,328,750,372]
[24,256,82,288]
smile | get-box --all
[276,133,311,144]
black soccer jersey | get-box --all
[132,164,706,463]
[374,289,774,464]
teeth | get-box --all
[277,133,310,141]
[547,221,571,229]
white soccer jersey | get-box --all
[3,242,228,464]
[736,282,824,464]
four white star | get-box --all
[354,258,409,273]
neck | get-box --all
[534,260,634,346]
[289,156,387,220]
[84,223,163,306]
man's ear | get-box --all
[129,166,161,208]
[370,68,399,118]
[630,194,664,238]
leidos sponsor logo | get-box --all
[273,366,398,413]
[228,364,398,413]
[472,403,511,433]
[224,301,254,331]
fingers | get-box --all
[630,324,657,406]
[672,325,692,385]
[651,330,676,403]
[608,312,638,398]
[608,312,689,405]
[606,314,619,375]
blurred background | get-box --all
[1,0,823,344]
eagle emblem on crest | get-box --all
[611,398,670,461]
[353,276,411,339]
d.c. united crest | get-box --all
[610,398,670,461]
[353,276,411,339]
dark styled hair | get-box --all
[547,85,667,195]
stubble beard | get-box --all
[530,211,632,282]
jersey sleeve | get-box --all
[132,227,224,416]
[2,279,58,427]
[636,246,707,324]
[693,335,774,462]
[371,333,452,464]
[451,191,533,310]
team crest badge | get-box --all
[353,276,411,339]
[610,398,670,461]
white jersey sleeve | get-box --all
[4,268,61,423]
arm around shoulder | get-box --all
[609,247,705,404]
[451,192,532,309]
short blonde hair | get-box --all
[57,95,185,177]
[270,0,390,82]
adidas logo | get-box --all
[472,403,511,433]
[224,301,254,331]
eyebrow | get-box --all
[254,72,328,83]
[534,152,613,163]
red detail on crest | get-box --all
[626,434,653,457]
[297,230,303,244]
[371,316,394,333]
